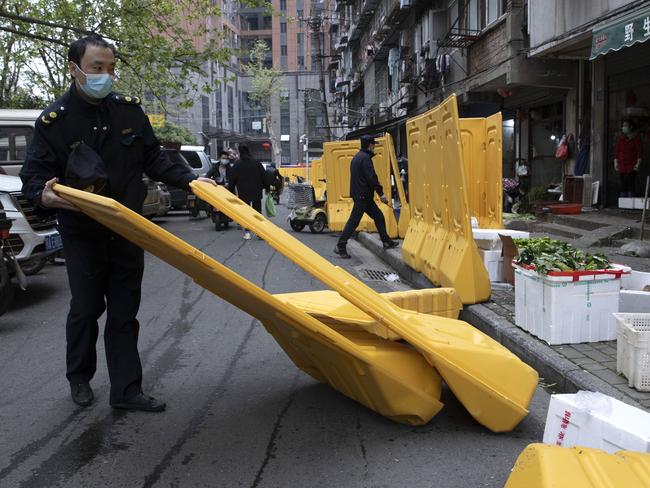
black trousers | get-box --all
[338,198,390,247]
[61,231,145,404]
[619,171,636,196]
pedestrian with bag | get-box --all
[20,34,216,411]
[227,144,269,240]
[334,135,398,259]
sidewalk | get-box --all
[357,231,650,413]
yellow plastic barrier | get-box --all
[278,166,307,182]
[505,443,650,487]
[53,183,443,426]
[384,133,411,239]
[459,115,503,229]
[402,95,491,304]
[322,138,398,237]
[192,182,538,432]
[275,288,463,341]
[485,112,503,229]
[310,158,326,201]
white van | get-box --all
[0,109,40,176]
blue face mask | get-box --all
[74,64,114,99]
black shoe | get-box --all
[334,246,351,259]
[70,383,94,407]
[111,393,166,412]
[382,240,399,250]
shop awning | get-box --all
[590,5,650,59]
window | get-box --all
[181,151,203,169]
[227,86,234,129]
[214,91,222,129]
[297,33,303,45]
[280,93,290,135]
[297,9,303,20]
[0,126,33,172]
[297,55,304,69]
[280,0,286,11]
[281,141,291,165]
[263,16,272,29]
[281,22,287,33]
[281,45,287,55]
[464,0,507,31]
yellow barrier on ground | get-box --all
[322,138,398,237]
[53,183,444,426]
[505,444,650,487]
[310,158,326,201]
[459,115,503,229]
[279,166,307,182]
[384,133,411,239]
[192,183,538,432]
[275,288,462,341]
[402,95,491,304]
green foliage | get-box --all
[153,121,197,145]
[513,237,611,275]
[0,1,272,108]
[242,40,283,114]
[528,186,549,203]
[2,89,48,109]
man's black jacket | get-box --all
[20,84,197,233]
[228,157,268,202]
[349,148,383,200]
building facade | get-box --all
[328,0,650,206]
[166,0,333,164]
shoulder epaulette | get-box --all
[112,94,141,105]
[38,104,67,126]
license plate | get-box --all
[45,233,63,252]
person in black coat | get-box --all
[20,35,216,412]
[228,144,269,239]
[334,135,398,258]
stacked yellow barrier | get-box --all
[505,444,650,487]
[459,114,503,229]
[402,95,491,304]
[322,138,398,237]
[310,158,326,201]
[278,166,307,182]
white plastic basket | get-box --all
[615,313,650,391]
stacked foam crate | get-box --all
[472,229,529,283]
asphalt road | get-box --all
[0,200,550,488]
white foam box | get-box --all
[620,271,650,313]
[472,229,529,251]
[543,392,650,453]
[514,265,622,344]
[634,198,650,210]
[618,197,634,209]
[479,249,503,282]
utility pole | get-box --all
[307,13,332,141]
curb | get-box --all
[356,231,645,409]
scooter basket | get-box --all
[286,183,315,209]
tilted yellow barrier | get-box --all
[53,183,443,426]
[402,95,491,304]
[192,182,538,432]
[384,132,411,239]
[322,138,398,237]
[275,288,462,341]
[505,444,650,487]
[459,115,503,229]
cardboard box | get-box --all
[500,234,518,285]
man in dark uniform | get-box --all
[334,135,398,259]
[20,35,216,412]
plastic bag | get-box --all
[555,135,569,160]
[573,390,613,416]
[264,193,277,218]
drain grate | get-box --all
[360,268,401,282]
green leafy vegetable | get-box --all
[512,237,611,275]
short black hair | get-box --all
[68,34,116,66]
[238,144,251,159]
[220,150,229,157]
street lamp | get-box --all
[300,134,309,182]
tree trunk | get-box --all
[266,111,282,165]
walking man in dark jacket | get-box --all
[334,135,398,258]
[228,144,269,239]
[20,34,216,412]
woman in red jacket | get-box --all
[615,120,643,197]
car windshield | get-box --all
[165,150,190,167]
[181,150,204,169]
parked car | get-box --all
[0,109,40,177]
[0,174,62,275]
[142,176,171,218]
[161,149,193,209]
[180,145,212,177]
[0,200,15,316]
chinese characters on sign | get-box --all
[591,9,650,59]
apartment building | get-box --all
[167,0,333,164]
[329,0,650,206]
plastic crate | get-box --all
[615,313,650,391]
[542,392,650,453]
[514,264,628,345]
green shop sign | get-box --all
[591,6,650,59]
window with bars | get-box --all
[281,45,287,55]
[281,22,287,33]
